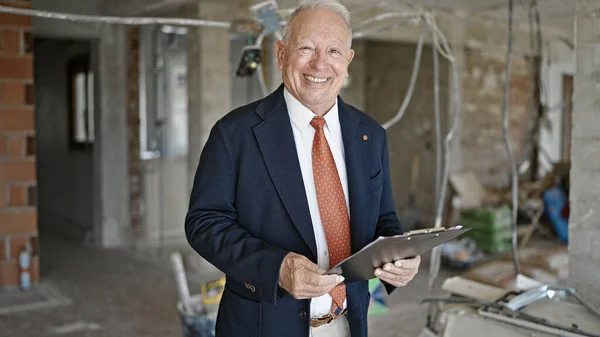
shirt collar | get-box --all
[284,87,340,134]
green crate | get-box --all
[464,229,512,244]
[460,205,511,231]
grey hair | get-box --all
[282,0,353,49]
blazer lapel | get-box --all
[253,86,318,260]
[339,100,372,253]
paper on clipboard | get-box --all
[326,227,471,283]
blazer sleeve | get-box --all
[374,129,404,295]
[185,120,289,305]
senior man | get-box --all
[185,1,420,336]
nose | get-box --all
[310,50,328,71]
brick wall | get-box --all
[461,49,533,187]
[0,0,39,288]
[127,27,143,237]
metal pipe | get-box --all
[502,0,521,276]
[433,27,442,209]
[0,5,231,28]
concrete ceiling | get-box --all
[99,0,575,37]
[344,0,575,35]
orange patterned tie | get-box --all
[310,116,352,318]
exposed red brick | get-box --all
[0,186,6,209]
[127,27,143,236]
[25,134,34,155]
[9,235,30,259]
[0,238,5,260]
[22,30,32,54]
[0,210,37,235]
[31,256,38,282]
[7,135,24,158]
[0,160,36,183]
[0,260,18,287]
[0,82,26,106]
[0,55,32,79]
[27,185,35,206]
[0,135,5,157]
[0,29,20,54]
[461,48,532,186]
[0,9,31,28]
[29,233,37,256]
[0,109,34,131]
[8,184,26,206]
[24,82,33,105]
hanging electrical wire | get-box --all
[432,16,442,220]
[502,0,521,276]
[381,24,426,130]
[350,0,391,15]
[353,21,413,39]
[353,11,420,31]
[425,14,461,292]
[0,4,231,28]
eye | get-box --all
[330,49,342,56]
[299,46,312,51]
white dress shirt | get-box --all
[283,88,350,317]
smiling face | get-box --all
[275,8,354,116]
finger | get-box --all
[381,263,408,276]
[296,274,342,298]
[377,274,408,287]
[394,255,421,270]
[375,267,414,278]
[311,273,344,288]
[375,268,417,282]
[299,256,323,273]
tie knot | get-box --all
[310,116,326,131]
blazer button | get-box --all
[298,309,307,319]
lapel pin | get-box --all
[362,135,368,141]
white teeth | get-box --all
[304,75,328,83]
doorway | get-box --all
[34,38,97,244]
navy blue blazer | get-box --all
[185,85,403,337]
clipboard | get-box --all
[326,227,471,283]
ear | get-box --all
[274,40,286,70]
[347,49,355,65]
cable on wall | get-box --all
[502,0,521,276]
[0,5,231,28]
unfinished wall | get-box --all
[461,50,533,187]
[32,0,101,39]
[340,39,367,111]
[34,39,94,242]
[569,0,600,309]
[187,1,231,193]
[365,41,449,225]
[0,0,39,288]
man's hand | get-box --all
[279,252,344,299]
[374,255,421,287]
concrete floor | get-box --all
[0,234,456,337]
